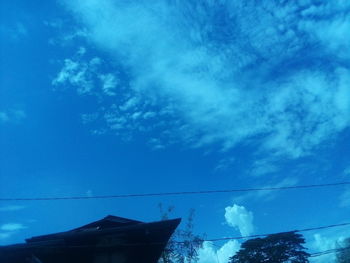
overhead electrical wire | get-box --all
[108,221,350,246]
[1,178,348,261]
[201,222,350,242]
[5,242,349,259]
[4,222,349,258]
[1,181,349,201]
[2,182,349,258]
[309,246,350,257]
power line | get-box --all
[194,222,350,242]
[64,221,350,245]
[99,222,348,245]
[4,223,349,252]
[309,246,350,257]
[1,181,349,201]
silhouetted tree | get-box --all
[336,238,350,263]
[158,204,204,263]
[229,231,310,263]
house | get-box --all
[0,215,181,263]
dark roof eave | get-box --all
[25,218,181,243]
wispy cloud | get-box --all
[214,157,236,172]
[0,111,9,122]
[249,159,279,177]
[86,190,93,197]
[0,223,26,232]
[0,22,27,41]
[0,205,25,212]
[308,228,350,263]
[339,188,350,207]
[310,234,338,263]
[99,73,118,96]
[0,223,27,242]
[60,0,350,158]
[54,49,177,140]
[344,167,350,176]
[52,52,102,95]
[0,109,26,124]
[233,177,299,204]
[0,232,13,240]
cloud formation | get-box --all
[0,205,25,212]
[0,223,26,232]
[197,203,246,263]
[61,0,350,157]
[198,240,240,263]
[0,22,27,41]
[339,188,350,207]
[225,204,254,237]
[0,109,26,124]
[233,177,299,203]
[0,222,26,241]
[310,233,346,263]
[0,232,13,240]
[53,54,102,95]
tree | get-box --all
[229,231,310,263]
[336,238,350,263]
[158,204,204,263]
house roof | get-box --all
[25,215,143,243]
[1,215,181,263]
[71,215,143,230]
[25,215,180,244]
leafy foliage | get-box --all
[158,204,204,263]
[229,231,310,263]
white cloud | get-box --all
[0,205,25,212]
[0,223,26,231]
[198,240,240,263]
[0,232,13,240]
[12,109,26,121]
[53,58,93,95]
[60,0,350,158]
[197,242,218,263]
[344,167,350,176]
[216,240,241,263]
[148,137,165,150]
[299,3,350,59]
[52,49,106,96]
[306,223,350,263]
[196,203,250,263]
[250,159,278,177]
[86,190,93,197]
[224,204,254,237]
[214,157,236,172]
[81,113,98,124]
[233,177,299,203]
[0,109,26,124]
[0,112,9,122]
[309,233,346,263]
[310,234,336,263]
[0,22,27,41]
[100,73,118,96]
[0,222,26,243]
[339,188,350,207]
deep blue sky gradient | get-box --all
[1,1,350,262]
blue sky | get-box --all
[1,0,350,262]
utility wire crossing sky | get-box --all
[1,1,350,262]
[1,181,349,201]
